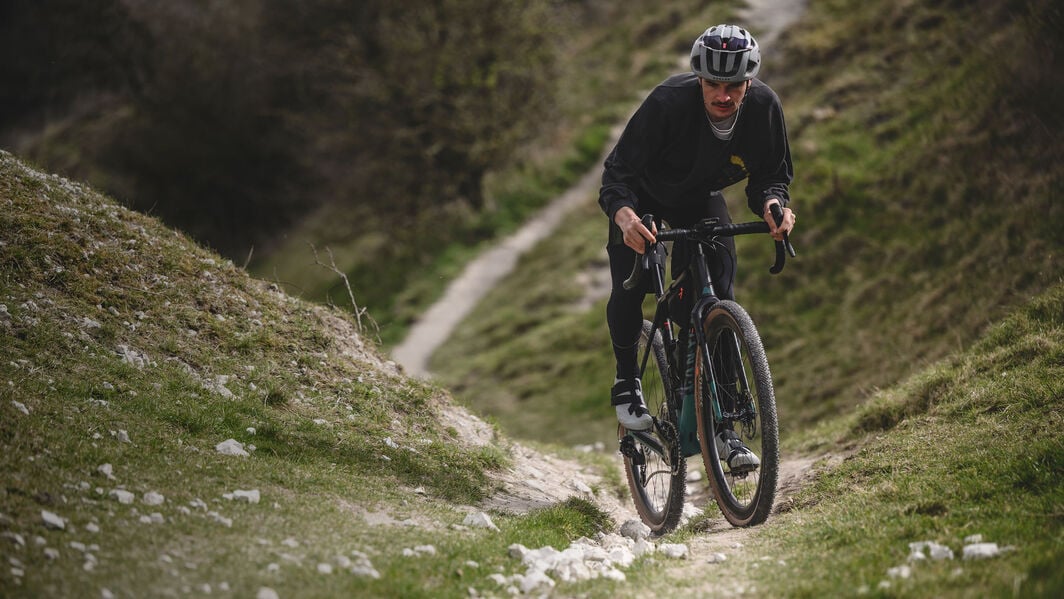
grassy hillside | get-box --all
[252,0,727,346]
[0,151,616,597]
[641,283,1063,597]
[432,0,1064,447]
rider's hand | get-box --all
[614,207,657,254]
[763,198,796,241]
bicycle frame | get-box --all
[625,213,790,460]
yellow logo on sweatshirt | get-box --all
[730,155,748,174]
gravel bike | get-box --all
[618,205,795,532]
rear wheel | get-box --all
[620,320,686,534]
[695,301,778,526]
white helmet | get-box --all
[690,24,761,82]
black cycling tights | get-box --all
[606,195,736,380]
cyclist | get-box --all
[600,24,796,469]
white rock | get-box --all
[633,538,655,557]
[189,499,208,511]
[963,543,1003,560]
[2,532,26,547]
[658,543,689,559]
[384,437,399,449]
[317,563,333,574]
[256,588,279,599]
[11,401,29,415]
[207,512,232,527]
[97,464,116,480]
[85,523,100,533]
[41,510,66,530]
[101,588,114,599]
[44,547,60,560]
[246,427,256,435]
[109,490,135,504]
[707,552,727,563]
[908,541,954,561]
[229,489,260,504]
[70,541,87,551]
[313,419,327,426]
[619,519,651,541]
[463,512,500,532]
[116,430,131,443]
[267,563,280,573]
[143,492,165,506]
[281,538,299,548]
[351,564,381,578]
[215,439,249,457]
[887,565,912,579]
[964,534,983,544]
[686,469,703,482]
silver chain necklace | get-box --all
[706,104,741,140]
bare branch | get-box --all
[309,244,381,343]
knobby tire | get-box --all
[695,300,779,527]
[619,320,686,535]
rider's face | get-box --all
[701,78,750,121]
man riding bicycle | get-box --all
[600,24,797,469]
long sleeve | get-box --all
[598,95,670,222]
[744,93,793,216]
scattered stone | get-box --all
[215,439,249,457]
[2,532,26,547]
[207,512,233,527]
[887,565,912,579]
[384,437,399,449]
[403,545,437,557]
[908,541,954,561]
[686,469,703,482]
[41,510,66,530]
[463,512,500,532]
[143,492,165,506]
[963,542,1006,560]
[223,489,260,504]
[707,553,727,563]
[964,534,983,544]
[71,541,87,552]
[658,544,689,559]
[97,464,116,481]
[246,427,256,435]
[101,589,114,599]
[312,419,327,426]
[44,548,60,560]
[189,499,208,511]
[116,430,131,443]
[110,490,135,504]
[317,563,333,574]
[619,519,650,542]
[11,400,29,415]
[281,538,299,548]
[256,588,279,599]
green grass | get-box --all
[432,0,1064,450]
[0,151,624,597]
[732,284,1064,598]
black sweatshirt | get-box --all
[599,72,793,222]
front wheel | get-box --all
[695,300,779,527]
[619,320,686,535]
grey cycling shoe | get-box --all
[716,429,760,471]
[612,378,654,431]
